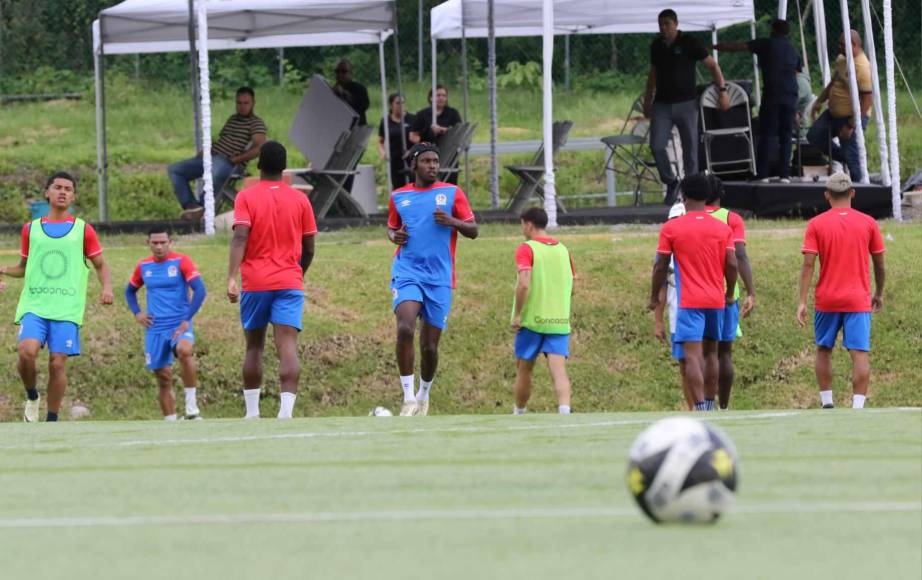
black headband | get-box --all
[408,142,440,163]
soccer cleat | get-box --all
[416,400,429,416]
[822,404,835,409]
[184,412,203,421]
[23,396,40,423]
[399,401,418,416]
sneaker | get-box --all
[180,205,205,221]
[24,396,40,423]
[399,401,418,416]
[244,413,260,420]
[663,180,680,206]
[822,404,835,409]
[416,400,429,416]
[184,412,203,421]
[779,177,791,184]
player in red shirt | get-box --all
[650,174,738,410]
[797,173,885,409]
[227,142,317,419]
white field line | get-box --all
[0,502,918,530]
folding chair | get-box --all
[297,125,374,218]
[700,82,756,177]
[214,164,246,213]
[435,122,476,183]
[505,120,573,214]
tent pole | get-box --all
[93,20,109,223]
[796,0,810,77]
[188,0,202,151]
[711,25,718,62]
[431,36,437,141]
[564,34,571,91]
[882,0,901,219]
[488,0,499,209]
[813,0,830,85]
[418,0,424,83]
[860,0,890,186]
[195,0,215,235]
[838,0,869,183]
[750,20,761,109]
[379,36,393,193]
[461,22,470,193]
[778,0,788,20]
[392,10,407,181]
[541,0,556,228]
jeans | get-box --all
[167,153,236,209]
[806,111,869,182]
[650,100,699,185]
[757,102,796,179]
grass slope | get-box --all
[0,221,919,421]
[0,409,919,579]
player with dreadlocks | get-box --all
[386,143,479,416]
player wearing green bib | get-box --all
[705,176,755,410]
[511,208,575,415]
[0,173,114,422]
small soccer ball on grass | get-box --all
[626,417,738,524]
[369,406,393,417]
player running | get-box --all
[125,228,207,420]
[704,175,755,410]
[650,174,738,411]
[511,207,575,415]
[797,172,885,409]
[0,172,114,422]
[227,141,317,419]
[387,143,478,416]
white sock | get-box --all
[558,405,571,415]
[513,407,527,415]
[400,375,415,402]
[243,387,261,418]
[852,394,866,409]
[416,379,433,402]
[278,392,296,419]
[820,390,834,407]
[164,414,177,422]
[184,387,198,415]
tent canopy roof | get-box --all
[95,0,395,55]
[431,0,755,39]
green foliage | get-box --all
[497,61,542,90]
[209,51,274,99]
[280,59,307,94]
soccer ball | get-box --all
[369,406,393,417]
[626,417,738,524]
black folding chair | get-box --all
[297,125,374,218]
[505,120,573,214]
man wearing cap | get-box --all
[797,172,885,409]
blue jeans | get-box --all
[757,102,796,179]
[806,111,869,182]
[167,153,235,209]
[650,100,699,185]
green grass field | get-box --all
[0,409,919,579]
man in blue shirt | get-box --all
[715,19,803,181]
[125,229,207,420]
[386,143,479,416]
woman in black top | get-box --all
[378,93,416,191]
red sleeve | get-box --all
[302,197,318,236]
[20,223,30,258]
[656,223,673,255]
[725,228,735,251]
[83,223,103,258]
[515,243,534,271]
[129,263,144,288]
[452,188,475,222]
[869,223,885,254]
[387,196,402,229]
[802,221,818,254]
[728,212,746,244]
[179,255,201,282]
[233,191,251,228]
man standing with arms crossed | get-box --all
[227,142,317,419]
[0,172,114,422]
[797,173,885,409]
[650,174,738,410]
[388,143,478,416]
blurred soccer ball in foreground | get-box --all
[626,417,738,523]
[369,406,393,417]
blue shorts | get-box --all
[145,324,195,370]
[391,279,453,330]
[18,313,80,356]
[814,311,871,351]
[674,308,721,343]
[240,290,304,331]
[717,302,740,343]
[670,333,685,360]
[515,328,570,360]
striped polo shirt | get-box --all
[212,113,267,164]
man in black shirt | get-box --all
[643,9,730,204]
[409,85,462,145]
[715,19,802,181]
[332,59,370,126]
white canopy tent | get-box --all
[93,0,397,232]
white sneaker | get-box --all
[184,411,203,421]
[244,413,260,420]
[779,177,791,184]
[399,401,418,416]
[24,396,40,422]
[416,400,429,416]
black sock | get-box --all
[46,411,58,422]
[25,387,39,401]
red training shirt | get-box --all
[21,216,102,259]
[233,180,318,292]
[705,205,746,244]
[802,208,885,312]
[657,211,734,309]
